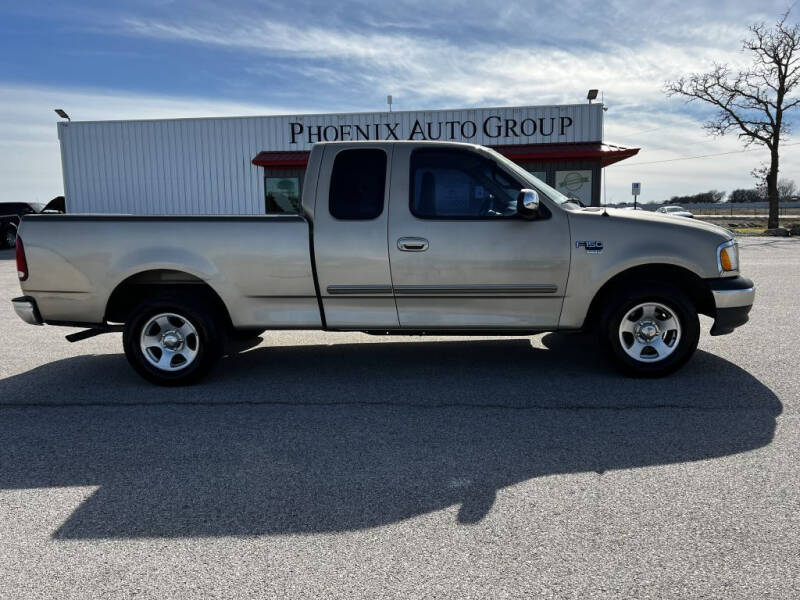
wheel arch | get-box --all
[104,269,233,329]
[582,263,714,332]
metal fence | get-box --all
[615,201,800,217]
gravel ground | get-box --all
[0,237,798,599]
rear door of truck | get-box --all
[311,143,399,328]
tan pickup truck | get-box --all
[12,141,754,385]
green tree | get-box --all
[666,11,800,228]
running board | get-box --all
[65,326,123,343]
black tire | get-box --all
[228,328,266,341]
[599,282,700,377]
[123,294,223,386]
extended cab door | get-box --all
[387,145,570,329]
[312,144,399,328]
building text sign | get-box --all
[280,104,602,150]
[290,115,576,144]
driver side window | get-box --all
[410,149,521,219]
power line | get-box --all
[611,124,673,138]
[612,141,800,168]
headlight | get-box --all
[717,239,739,275]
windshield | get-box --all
[482,147,574,205]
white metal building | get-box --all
[57,104,638,214]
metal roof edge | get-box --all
[56,103,604,126]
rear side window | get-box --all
[329,149,387,220]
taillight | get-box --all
[16,236,28,281]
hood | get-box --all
[579,207,733,239]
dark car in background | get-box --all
[1,197,65,248]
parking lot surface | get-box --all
[1,237,798,599]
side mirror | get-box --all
[517,189,540,219]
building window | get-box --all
[265,176,301,214]
[329,149,387,220]
[555,170,592,206]
[527,170,547,184]
[410,148,521,219]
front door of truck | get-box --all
[387,146,570,329]
[313,144,399,328]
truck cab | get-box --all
[308,142,570,331]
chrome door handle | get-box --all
[397,237,429,252]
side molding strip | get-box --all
[327,285,394,295]
[327,284,558,296]
[394,284,558,295]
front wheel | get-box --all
[599,283,700,377]
[123,296,222,386]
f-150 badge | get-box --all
[576,241,604,253]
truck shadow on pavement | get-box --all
[0,335,782,539]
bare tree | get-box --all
[666,11,800,229]
[753,166,797,200]
[778,177,797,200]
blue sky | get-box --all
[2,0,799,205]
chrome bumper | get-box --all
[707,277,754,336]
[12,296,43,325]
[710,277,755,309]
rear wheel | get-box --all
[123,296,222,386]
[600,283,700,377]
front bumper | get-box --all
[12,296,43,326]
[706,276,755,336]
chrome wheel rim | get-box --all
[618,302,682,363]
[140,312,200,372]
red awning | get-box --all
[251,143,639,169]
[492,142,639,167]
[251,151,310,168]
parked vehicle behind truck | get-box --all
[12,141,754,385]
[1,198,65,248]
[656,205,694,218]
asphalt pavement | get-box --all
[0,237,798,599]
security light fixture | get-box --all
[54,108,71,121]
[587,89,599,103]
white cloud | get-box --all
[122,16,750,108]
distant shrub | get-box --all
[666,190,726,204]
[729,189,764,203]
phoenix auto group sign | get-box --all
[282,104,602,150]
[290,115,575,143]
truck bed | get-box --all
[18,214,322,328]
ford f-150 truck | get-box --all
[12,141,754,385]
